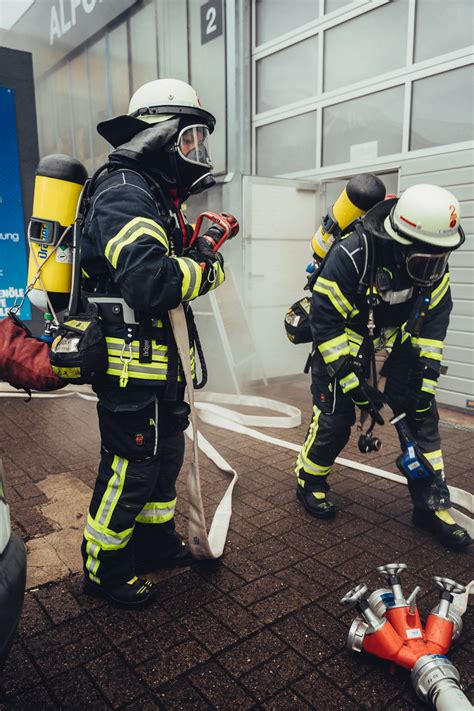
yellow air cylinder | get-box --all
[27,154,88,312]
[312,173,386,262]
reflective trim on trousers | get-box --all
[95,455,128,528]
[85,540,101,584]
[296,406,332,477]
[424,449,444,472]
[84,514,134,551]
[136,498,177,524]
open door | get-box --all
[242,175,320,380]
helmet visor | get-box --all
[177,124,213,170]
[405,251,450,286]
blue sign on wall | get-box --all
[0,86,31,320]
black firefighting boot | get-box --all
[412,508,472,550]
[296,483,336,519]
[133,521,195,574]
[83,576,155,609]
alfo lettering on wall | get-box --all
[50,0,103,45]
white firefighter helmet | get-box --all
[384,184,463,249]
[97,78,215,148]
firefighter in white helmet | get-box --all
[80,79,234,608]
[296,183,471,550]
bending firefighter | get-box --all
[295,183,471,549]
[79,79,231,607]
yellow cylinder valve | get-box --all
[27,154,88,313]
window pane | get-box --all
[323,171,399,206]
[109,23,130,117]
[257,36,318,113]
[410,66,474,151]
[415,0,473,63]
[324,0,353,13]
[256,0,318,45]
[322,86,404,166]
[324,0,409,92]
[130,2,158,92]
[70,51,92,174]
[36,76,56,157]
[54,64,73,156]
[257,111,316,176]
[88,37,109,169]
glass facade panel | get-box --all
[415,0,473,63]
[410,65,474,151]
[256,0,319,46]
[70,51,93,173]
[257,37,318,113]
[322,86,404,166]
[36,75,56,158]
[88,37,109,169]
[54,64,73,156]
[129,2,158,93]
[324,0,353,13]
[108,23,130,117]
[257,111,317,175]
[324,0,409,92]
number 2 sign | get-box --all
[200,0,223,45]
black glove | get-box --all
[406,364,438,421]
[350,381,385,426]
[330,356,385,426]
[187,237,224,295]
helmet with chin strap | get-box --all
[384,184,463,250]
[97,79,216,196]
[383,184,465,286]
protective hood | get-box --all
[97,105,215,149]
[109,118,181,163]
[361,198,398,240]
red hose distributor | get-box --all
[340,564,471,709]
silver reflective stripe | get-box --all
[321,340,348,359]
[136,505,175,520]
[380,287,414,305]
[98,456,127,527]
[300,453,331,476]
[85,521,133,548]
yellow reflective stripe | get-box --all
[295,406,331,477]
[429,273,450,310]
[421,378,437,395]
[424,449,444,471]
[412,337,443,362]
[340,371,360,393]
[318,333,350,364]
[208,261,226,292]
[174,257,202,300]
[95,455,128,529]
[84,514,134,550]
[136,498,177,524]
[105,217,169,268]
[314,277,353,319]
[64,319,89,331]
[85,541,100,583]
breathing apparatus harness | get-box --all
[351,220,438,457]
[72,161,210,395]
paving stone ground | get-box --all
[0,376,472,710]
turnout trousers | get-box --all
[295,338,450,512]
[82,387,189,586]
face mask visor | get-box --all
[177,124,213,170]
[405,250,450,286]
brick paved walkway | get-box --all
[0,377,472,710]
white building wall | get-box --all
[399,148,474,410]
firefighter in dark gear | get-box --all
[80,79,228,608]
[296,184,471,550]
